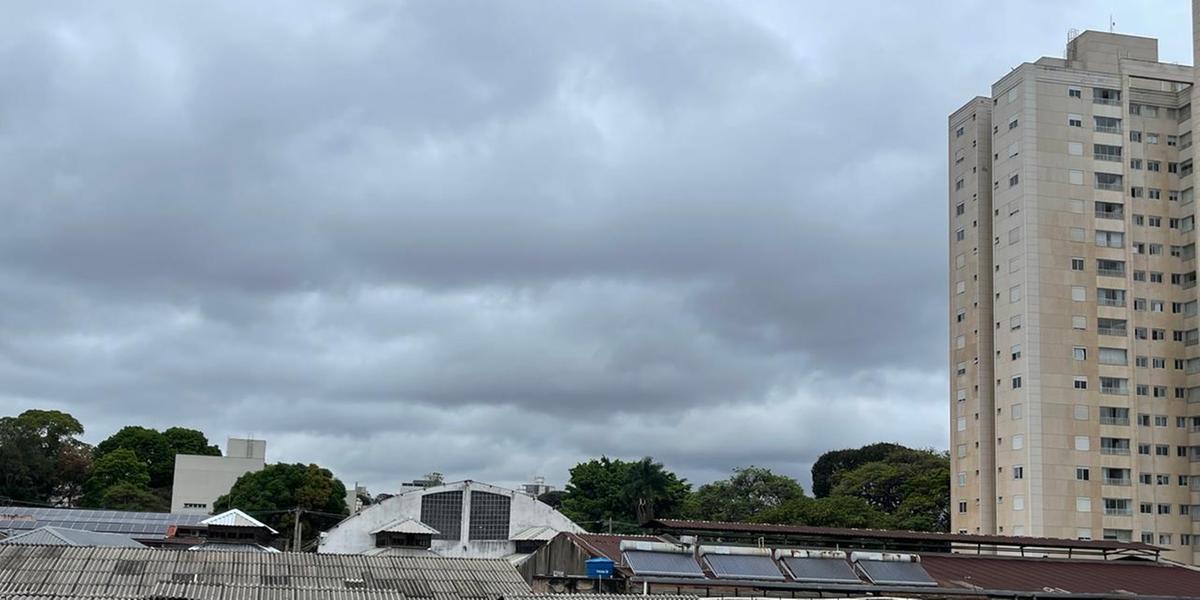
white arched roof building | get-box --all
[318,480,583,560]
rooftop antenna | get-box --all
[1109,15,1116,33]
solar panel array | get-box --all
[779,557,860,584]
[622,552,705,578]
[854,560,937,587]
[702,554,784,581]
[0,507,205,539]
[622,550,945,590]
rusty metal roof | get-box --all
[920,553,1200,596]
[646,519,1163,553]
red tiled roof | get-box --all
[922,553,1200,596]
[647,519,1162,553]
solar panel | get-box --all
[0,506,200,538]
[855,560,938,587]
[704,554,784,581]
[781,557,861,584]
[623,551,705,578]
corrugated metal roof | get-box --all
[507,527,555,542]
[0,528,144,549]
[199,511,277,535]
[367,520,438,536]
[647,519,1162,553]
[920,553,1200,596]
[0,545,530,600]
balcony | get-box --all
[1098,326,1127,336]
[1104,508,1132,516]
[1095,125,1122,134]
[1100,417,1130,426]
[1094,98,1121,106]
[1098,297,1126,308]
[1103,477,1132,486]
[1097,268,1125,278]
[1101,447,1131,456]
[1095,207,1124,219]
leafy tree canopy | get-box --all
[214,463,348,547]
[756,495,894,529]
[101,482,169,512]
[810,442,906,498]
[561,456,689,533]
[0,410,89,505]
[686,466,804,522]
[95,426,175,489]
[163,427,221,457]
[83,448,151,507]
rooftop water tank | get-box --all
[585,557,615,579]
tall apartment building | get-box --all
[950,29,1200,564]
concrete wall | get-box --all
[318,480,583,558]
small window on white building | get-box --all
[1076,497,1092,512]
[1074,436,1090,451]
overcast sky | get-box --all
[0,1,1192,495]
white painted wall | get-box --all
[318,480,582,557]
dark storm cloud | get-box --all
[0,0,1188,491]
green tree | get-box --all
[82,448,152,507]
[756,495,893,529]
[624,457,689,524]
[810,442,905,498]
[686,466,805,522]
[829,447,950,532]
[0,410,88,504]
[53,440,93,507]
[561,457,689,532]
[163,427,221,457]
[101,482,169,511]
[214,463,348,548]
[95,426,175,489]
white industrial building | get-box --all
[170,438,267,514]
[318,480,583,560]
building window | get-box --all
[420,491,464,540]
[1013,465,1024,479]
[1076,467,1089,481]
[467,490,511,541]
[1069,87,1082,98]
[1012,376,1022,389]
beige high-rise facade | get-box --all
[950,28,1200,564]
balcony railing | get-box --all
[1099,297,1126,307]
[1104,508,1133,516]
[1189,425,1200,432]
[1095,208,1124,219]
[1096,182,1123,192]
[1098,326,1127,336]
[1095,153,1122,162]
[1097,268,1125,278]
[1101,447,1131,455]
[1096,125,1122,134]
[1103,477,1132,486]
[1100,417,1130,426]
[1095,98,1121,106]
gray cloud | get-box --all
[0,0,1188,493]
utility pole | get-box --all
[292,508,302,552]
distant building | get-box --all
[0,526,145,548]
[345,484,370,515]
[318,480,583,560]
[522,477,555,498]
[949,27,1200,566]
[170,437,267,514]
